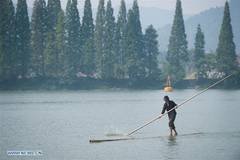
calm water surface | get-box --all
[0,89,240,160]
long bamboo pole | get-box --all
[127,74,233,136]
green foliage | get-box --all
[81,38,95,75]
[144,25,161,80]
[15,0,31,78]
[94,0,105,78]
[194,24,205,79]
[199,53,217,79]
[31,0,47,77]
[126,0,146,80]
[0,0,15,79]
[65,0,82,79]
[44,32,59,77]
[81,0,94,43]
[44,0,61,78]
[56,10,66,81]
[216,1,238,76]
[167,0,188,81]
[81,0,96,75]
[115,0,127,79]
[102,0,116,80]
[223,71,240,88]
[46,0,61,32]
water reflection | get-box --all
[167,136,177,147]
[163,136,179,160]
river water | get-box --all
[0,89,240,160]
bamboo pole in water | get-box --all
[127,74,234,136]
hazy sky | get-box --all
[22,0,226,14]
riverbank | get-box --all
[0,77,239,90]
[0,78,161,90]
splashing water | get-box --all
[104,126,126,137]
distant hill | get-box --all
[27,6,187,29]
[158,0,240,54]
[139,7,191,29]
[140,7,174,29]
[13,1,189,31]
[95,7,188,29]
[15,5,186,30]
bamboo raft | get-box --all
[89,136,134,143]
[89,132,204,143]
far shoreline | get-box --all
[0,78,239,91]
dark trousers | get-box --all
[168,113,176,129]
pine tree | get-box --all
[56,10,65,58]
[94,0,105,78]
[102,0,115,79]
[0,0,15,80]
[31,0,47,77]
[115,0,127,79]
[65,0,81,79]
[132,0,146,78]
[15,0,31,78]
[46,0,61,32]
[65,0,74,79]
[44,0,61,78]
[167,0,188,81]
[81,0,94,43]
[81,0,95,75]
[216,1,238,76]
[194,24,205,79]
[44,31,58,78]
[126,0,145,80]
[70,0,81,73]
[144,25,161,80]
[0,41,2,78]
[56,10,66,79]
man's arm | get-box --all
[161,105,166,114]
[173,101,177,107]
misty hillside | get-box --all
[13,0,189,29]
[24,6,183,29]
[140,7,174,29]
[158,0,240,53]
[139,7,191,29]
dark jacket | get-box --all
[161,100,177,115]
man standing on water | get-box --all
[161,96,178,136]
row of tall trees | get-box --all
[0,0,239,86]
[195,1,239,81]
[0,0,161,83]
[167,0,239,82]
